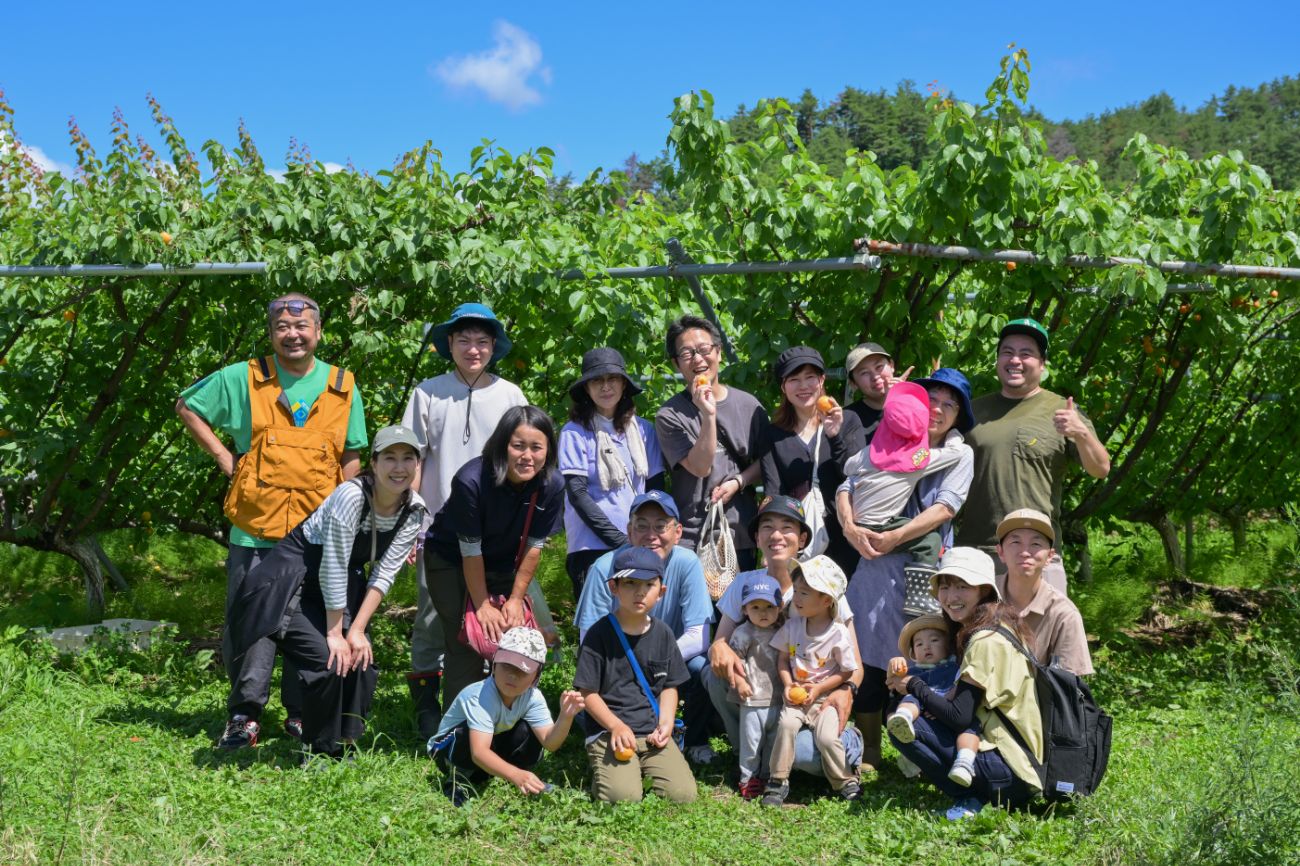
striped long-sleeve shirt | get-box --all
[301,481,427,610]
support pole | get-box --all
[0,263,268,277]
[665,238,738,365]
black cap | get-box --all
[747,495,811,549]
[774,346,826,381]
[568,347,643,402]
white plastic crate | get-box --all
[30,618,176,654]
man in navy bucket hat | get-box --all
[403,301,561,739]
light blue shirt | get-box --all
[434,678,553,738]
[574,545,714,642]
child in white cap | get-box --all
[762,555,861,805]
[429,627,584,806]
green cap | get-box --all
[999,318,1049,358]
[370,424,420,456]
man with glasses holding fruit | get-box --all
[176,293,369,751]
[655,316,769,571]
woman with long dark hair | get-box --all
[424,405,566,705]
[886,547,1043,820]
[559,348,665,600]
[227,426,427,761]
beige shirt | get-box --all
[1000,575,1095,676]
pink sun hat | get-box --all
[868,381,932,473]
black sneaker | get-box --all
[760,779,790,807]
[443,778,470,808]
[283,717,304,741]
[218,715,260,750]
[838,780,863,801]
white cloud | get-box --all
[321,162,345,174]
[434,20,551,111]
[0,138,74,176]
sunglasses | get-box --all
[268,299,319,317]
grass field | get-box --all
[1,519,1298,865]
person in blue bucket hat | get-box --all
[912,367,975,434]
[402,301,558,739]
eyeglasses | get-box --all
[268,299,319,317]
[927,395,960,414]
[631,519,677,535]
[675,344,718,363]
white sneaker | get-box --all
[686,744,717,765]
[947,762,974,787]
[886,711,916,744]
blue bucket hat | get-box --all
[913,367,975,433]
[430,302,512,362]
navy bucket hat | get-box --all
[430,302,512,362]
[913,367,975,433]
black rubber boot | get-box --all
[407,672,442,740]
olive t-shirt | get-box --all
[655,387,768,551]
[955,389,1096,550]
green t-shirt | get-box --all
[955,388,1095,550]
[180,357,369,548]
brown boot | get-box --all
[855,711,883,775]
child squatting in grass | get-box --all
[574,546,698,803]
[428,626,584,806]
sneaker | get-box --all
[896,754,922,779]
[738,777,765,801]
[947,762,974,787]
[443,779,470,808]
[886,710,916,744]
[686,744,717,765]
[760,779,790,807]
[283,717,304,741]
[944,796,983,821]
[218,715,260,750]
[837,780,863,801]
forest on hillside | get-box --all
[615,74,1300,194]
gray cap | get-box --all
[845,342,891,375]
[370,424,420,456]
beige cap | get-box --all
[844,341,891,377]
[996,508,1055,543]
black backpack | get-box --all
[982,626,1113,802]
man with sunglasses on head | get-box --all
[655,315,769,571]
[176,292,368,751]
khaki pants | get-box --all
[585,733,697,804]
[768,701,853,791]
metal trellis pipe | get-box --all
[855,238,1300,282]
[0,263,269,277]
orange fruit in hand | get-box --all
[613,746,635,762]
[890,659,908,677]
[816,396,836,414]
[788,686,808,705]
[694,375,709,388]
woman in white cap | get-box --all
[886,547,1043,820]
[228,425,429,761]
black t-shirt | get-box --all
[574,615,689,737]
[844,400,883,443]
[426,456,565,576]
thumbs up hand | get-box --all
[1054,396,1086,440]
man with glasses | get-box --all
[955,318,1110,593]
[176,292,368,750]
[573,490,716,762]
[655,315,768,570]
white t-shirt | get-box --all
[770,613,859,685]
[402,372,526,524]
[717,568,854,627]
[434,677,553,737]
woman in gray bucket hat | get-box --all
[558,348,666,599]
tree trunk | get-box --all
[1062,520,1092,584]
[1183,513,1195,575]
[1149,512,1186,577]
[1224,511,1248,554]
[53,537,106,616]
[90,535,131,593]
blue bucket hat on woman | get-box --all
[912,367,975,433]
[430,302,512,362]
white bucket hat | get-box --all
[928,547,1000,599]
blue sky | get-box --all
[4,1,1298,180]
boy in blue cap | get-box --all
[574,546,698,803]
[728,571,785,799]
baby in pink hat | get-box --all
[834,382,972,566]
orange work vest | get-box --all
[222,356,356,541]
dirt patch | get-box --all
[1123,578,1290,646]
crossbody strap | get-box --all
[513,490,540,572]
[607,613,660,717]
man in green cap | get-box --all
[955,318,1110,594]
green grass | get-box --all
[1,522,1298,864]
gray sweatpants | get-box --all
[224,545,301,719]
